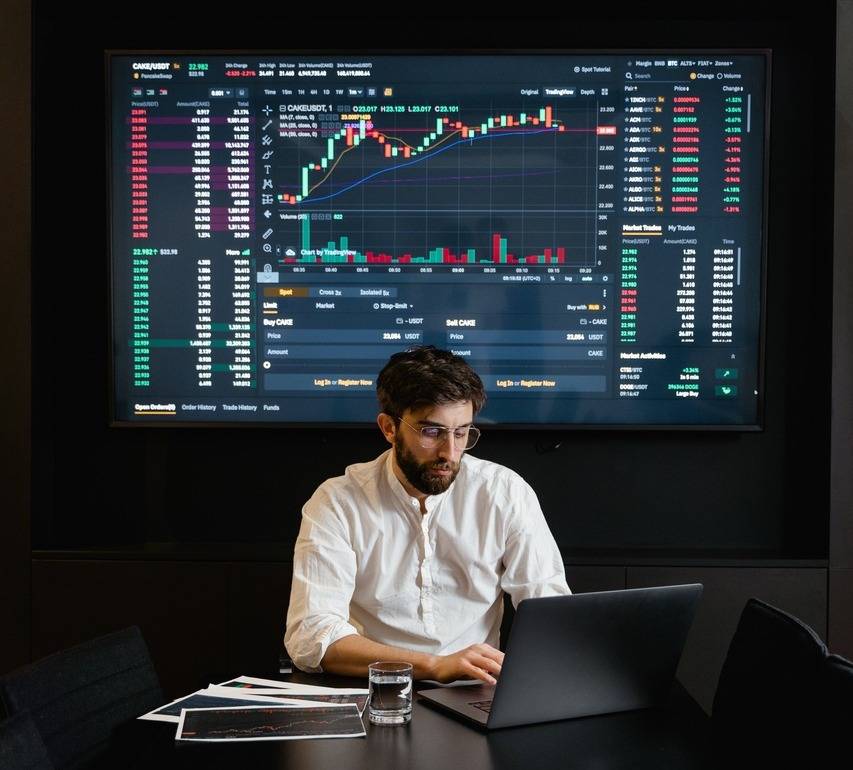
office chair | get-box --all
[0,711,54,770]
[0,626,163,770]
[822,652,853,754]
[711,598,829,765]
[499,592,515,651]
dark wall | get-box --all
[830,0,853,654]
[1,0,31,674]
[30,10,836,558]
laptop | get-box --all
[418,583,702,730]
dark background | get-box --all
[3,4,849,717]
[31,11,833,557]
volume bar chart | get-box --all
[287,221,569,265]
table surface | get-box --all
[117,673,719,770]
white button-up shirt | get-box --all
[285,449,570,673]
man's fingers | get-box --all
[443,644,504,684]
[470,653,502,675]
[462,651,501,681]
[474,644,505,664]
[463,659,496,685]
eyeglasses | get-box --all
[398,417,481,450]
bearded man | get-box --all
[285,346,570,683]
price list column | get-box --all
[121,90,256,403]
[188,97,256,393]
[131,249,151,388]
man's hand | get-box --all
[432,643,504,685]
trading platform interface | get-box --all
[110,53,767,425]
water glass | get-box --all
[368,661,413,725]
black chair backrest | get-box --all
[499,592,515,651]
[823,653,853,711]
[822,652,853,752]
[712,598,829,763]
[0,627,163,770]
[0,711,54,770]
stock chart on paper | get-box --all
[110,53,767,426]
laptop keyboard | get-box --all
[469,699,493,713]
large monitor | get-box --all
[109,51,768,427]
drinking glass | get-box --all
[368,661,413,725]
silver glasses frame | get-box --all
[397,417,481,450]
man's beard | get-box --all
[394,436,461,496]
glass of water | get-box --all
[368,661,413,725]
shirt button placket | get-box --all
[420,517,435,634]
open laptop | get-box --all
[418,583,702,730]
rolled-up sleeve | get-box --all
[500,478,571,607]
[285,491,360,673]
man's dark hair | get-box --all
[377,346,486,418]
